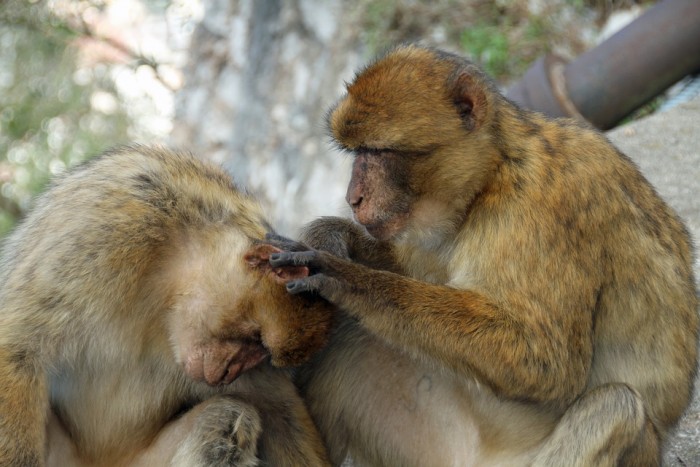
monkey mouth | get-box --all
[361,214,408,240]
[220,343,270,385]
[363,222,389,239]
[188,339,270,387]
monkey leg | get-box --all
[45,410,88,467]
[0,349,48,466]
[170,383,329,467]
[44,396,262,467]
[532,383,659,467]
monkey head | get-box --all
[164,234,332,387]
[328,45,502,242]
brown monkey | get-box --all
[268,45,699,466]
[0,146,331,466]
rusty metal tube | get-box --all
[506,0,700,129]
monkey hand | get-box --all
[298,217,356,259]
[268,250,351,302]
[264,233,311,252]
[245,242,310,285]
[300,217,400,272]
[267,218,356,260]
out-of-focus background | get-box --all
[1,0,699,464]
[2,0,689,235]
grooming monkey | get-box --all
[268,45,699,466]
[0,146,331,466]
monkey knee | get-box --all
[534,384,653,467]
[585,384,646,432]
[619,417,660,467]
[571,384,650,452]
[175,396,262,467]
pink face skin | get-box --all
[182,339,269,386]
[346,151,413,241]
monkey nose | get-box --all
[346,183,364,209]
[346,193,363,210]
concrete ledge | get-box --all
[608,97,700,466]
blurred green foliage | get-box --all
[357,0,595,82]
[0,1,130,235]
[460,24,510,78]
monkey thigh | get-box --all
[532,383,659,467]
[46,411,87,467]
[46,397,262,467]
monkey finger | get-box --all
[285,278,316,294]
[264,233,309,252]
[269,251,319,268]
[284,274,333,295]
[285,274,345,304]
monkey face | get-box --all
[166,238,332,387]
[179,335,270,386]
[328,46,499,245]
[345,149,415,240]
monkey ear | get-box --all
[244,244,277,268]
[450,71,488,131]
[244,244,309,284]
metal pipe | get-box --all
[506,0,700,129]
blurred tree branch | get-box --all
[0,0,174,90]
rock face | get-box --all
[172,0,365,234]
[607,97,700,467]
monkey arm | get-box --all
[0,348,49,466]
[267,216,402,273]
[269,250,590,406]
[306,217,403,273]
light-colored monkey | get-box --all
[0,146,331,466]
[268,45,699,466]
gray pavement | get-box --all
[608,97,700,465]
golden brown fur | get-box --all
[0,146,331,466]
[267,45,698,466]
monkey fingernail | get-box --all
[286,280,307,294]
[270,252,292,266]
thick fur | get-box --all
[0,146,330,466]
[269,45,699,466]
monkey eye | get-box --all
[356,146,392,157]
[355,146,436,159]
